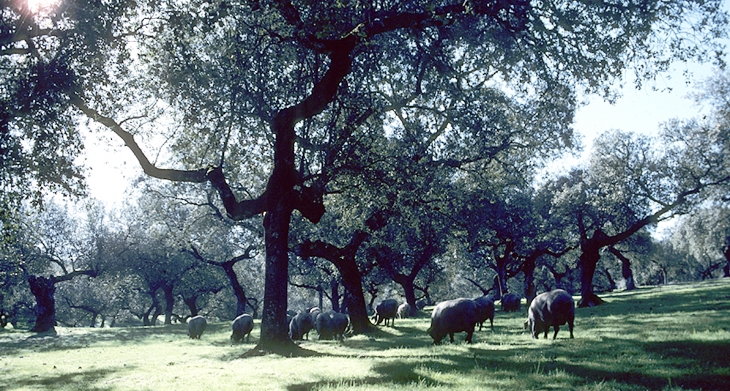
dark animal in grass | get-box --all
[415,299,427,310]
[473,295,495,331]
[501,293,521,312]
[427,298,478,345]
[231,314,254,342]
[397,303,411,319]
[524,289,575,340]
[372,299,398,326]
[187,315,207,339]
[316,311,349,340]
[289,311,314,341]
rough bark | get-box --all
[28,276,56,333]
[28,270,97,333]
[577,241,605,307]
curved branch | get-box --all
[70,94,209,183]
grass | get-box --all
[1,279,729,390]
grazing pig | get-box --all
[415,299,427,310]
[427,298,478,345]
[525,289,575,340]
[473,296,495,331]
[316,311,349,340]
[289,311,314,341]
[231,314,254,342]
[397,303,411,319]
[309,307,322,333]
[501,293,521,312]
[187,315,207,339]
[373,299,398,326]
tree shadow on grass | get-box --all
[286,359,443,391]
[286,336,730,391]
[552,337,730,391]
[7,367,123,391]
[0,322,234,355]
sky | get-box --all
[81,59,722,208]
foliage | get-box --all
[3,0,728,348]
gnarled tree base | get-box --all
[578,292,604,308]
[240,340,320,358]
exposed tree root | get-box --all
[240,340,321,358]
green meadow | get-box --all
[1,279,729,391]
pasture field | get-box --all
[1,279,729,391]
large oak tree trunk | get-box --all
[250,202,303,356]
[578,245,604,307]
[28,276,56,334]
[337,259,374,334]
[337,263,372,332]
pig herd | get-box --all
[186,289,575,345]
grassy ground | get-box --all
[1,279,729,391]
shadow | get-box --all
[286,359,444,391]
[543,337,730,391]
[0,322,235,355]
[286,334,730,391]
[580,279,730,319]
[7,367,123,391]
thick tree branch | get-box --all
[52,269,98,284]
[70,94,209,183]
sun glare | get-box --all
[26,0,60,14]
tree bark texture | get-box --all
[578,244,604,307]
[28,276,56,333]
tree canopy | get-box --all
[2,0,727,352]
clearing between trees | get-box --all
[1,279,729,391]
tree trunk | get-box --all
[401,279,419,317]
[162,284,174,325]
[184,296,199,317]
[724,242,730,278]
[578,245,604,307]
[622,259,637,290]
[249,203,301,356]
[604,268,616,292]
[330,278,340,312]
[28,276,57,334]
[496,262,509,299]
[522,255,537,308]
[222,263,248,316]
[337,257,374,334]
[610,246,636,290]
[143,291,162,326]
